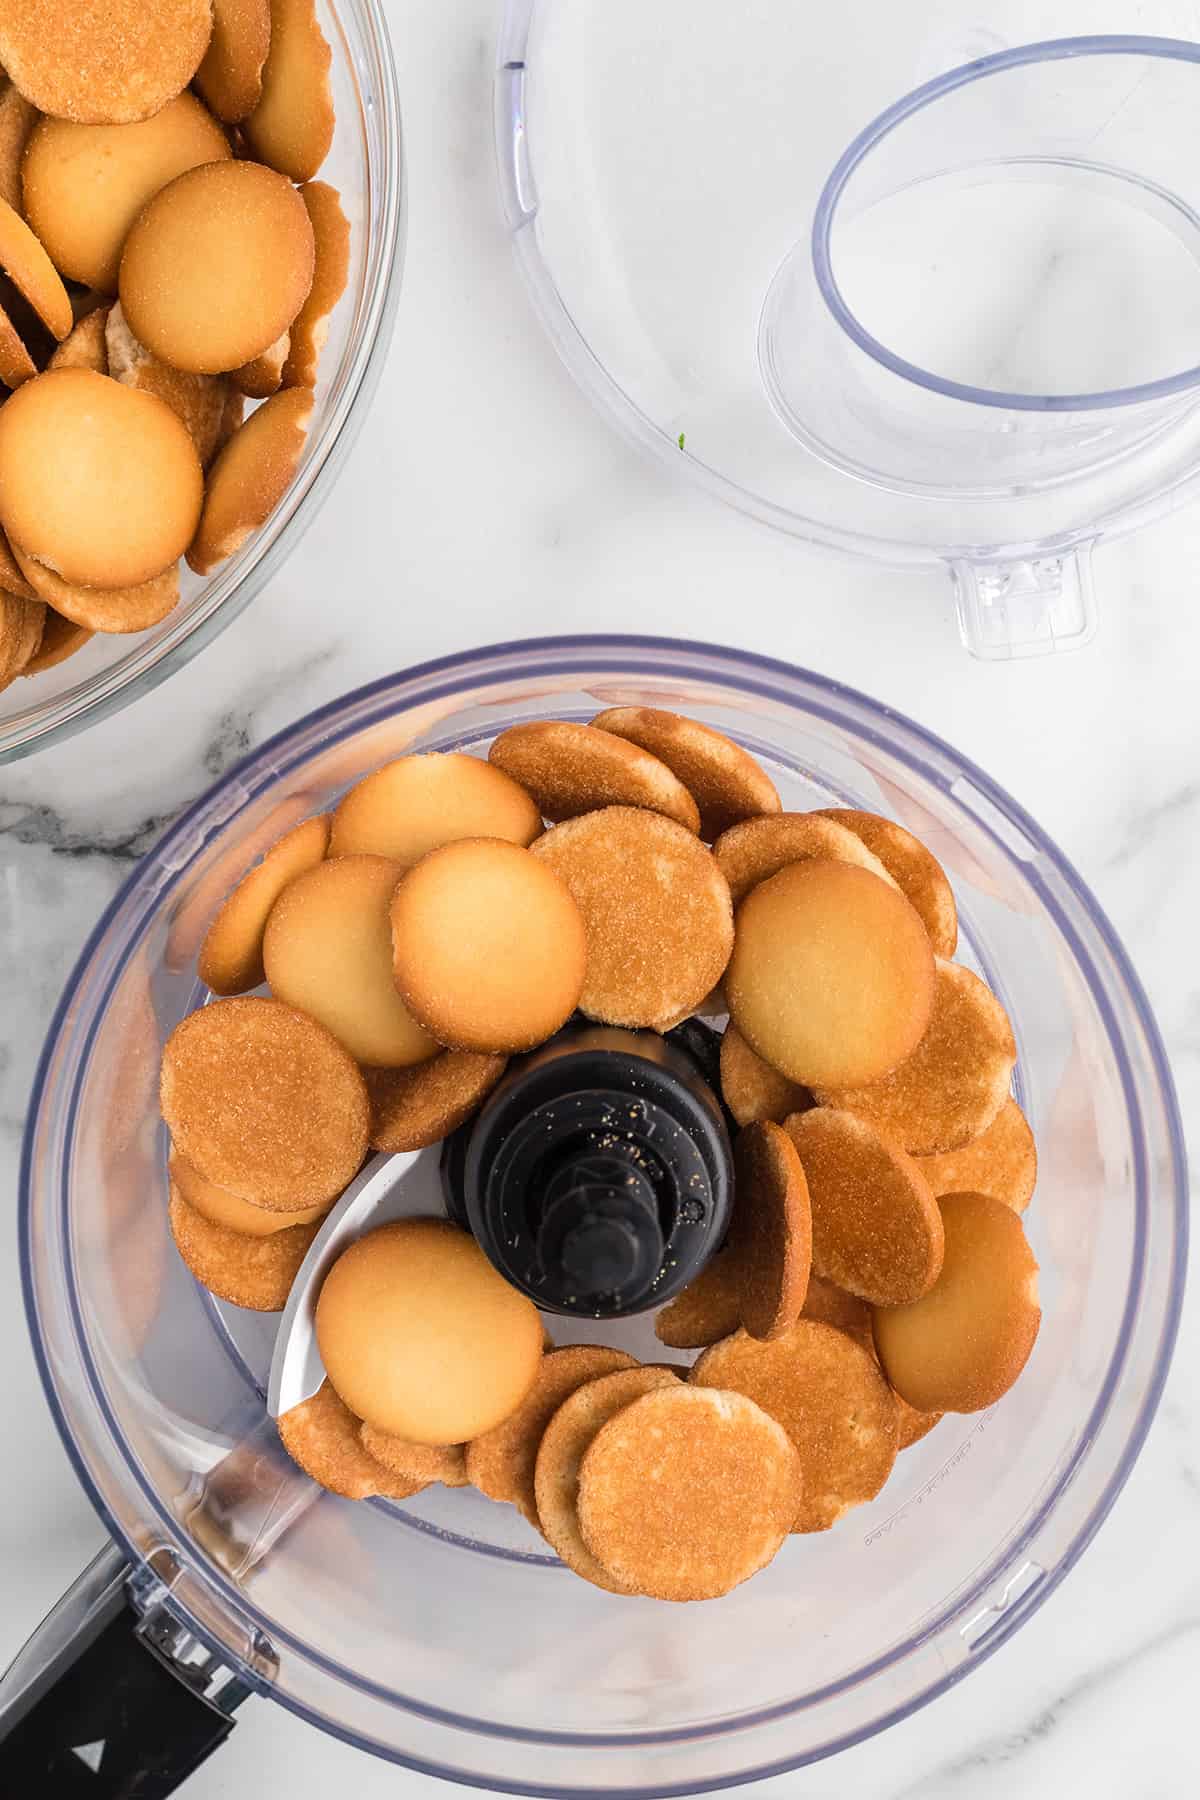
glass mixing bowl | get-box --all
[0,0,404,765]
[19,638,1187,1792]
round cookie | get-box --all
[896,1395,943,1451]
[330,751,543,865]
[199,812,331,995]
[691,1320,899,1534]
[726,860,935,1089]
[48,306,110,373]
[263,853,438,1068]
[590,707,781,841]
[800,1273,874,1353]
[0,590,44,684]
[186,386,313,573]
[120,160,315,374]
[232,330,289,399]
[278,1380,429,1501]
[390,838,586,1054]
[530,807,734,1032]
[815,809,958,959]
[0,193,72,338]
[19,608,91,676]
[578,1385,801,1600]
[22,97,232,293]
[196,0,272,123]
[363,1051,508,1154]
[244,0,335,182]
[728,1120,811,1341]
[533,1365,681,1593]
[0,369,203,587]
[0,85,37,215]
[815,959,1017,1155]
[160,994,370,1210]
[489,720,701,832]
[169,1149,329,1236]
[713,812,897,907]
[315,1219,544,1444]
[0,0,213,126]
[11,542,180,634]
[873,1192,1041,1414]
[466,1344,637,1523]
[107,302,233,468]
[359,1426,469,1490]
[168,1188,319,1312]
[720,1024,812,1128]
[915,1095,1037,1214]
[783,1107,943,1306]
[654,1251,743,1351]
[283,180,351,388]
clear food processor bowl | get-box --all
[0,0,404,764]
[20,639,1186,1793]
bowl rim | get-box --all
[19,635,1189,1793]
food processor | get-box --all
[2,638,1186,1795]
[497,2,1200,655]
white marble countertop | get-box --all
[2,1,1198,1795]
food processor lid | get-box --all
[498,0,1200,645]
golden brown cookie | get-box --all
[814,809,958,958]
[263,853,439,1067]
[578,1385,802,1599]
[0,194,71,338]
[22,97,232,293]
[107,302,233,467]
[0,527,37,598]
[466,1344,637,1523]
[0,297,37,389]
[168,1187,318,1311]
[895,1395,943,1451]
[196,0,272,123]
[720,1024,812,1127]
[169,1148,329,1236]
[914,1095,1037,1214]
[359,1426,469,1489]
[0,0,213,126]
[283,180,350,387]
[0,369,203,587]
[713,812,898,907]
[18,607,90,675]
[489,720,701,832]
[390,838,587,1054]
[315,1219,544,1443]
[244,0,335,182]
[187,385,312,572]
[530,807,733,1031]
[329,751,543,865]
[815,959,1017,1155]
[232,330,288,398]
[873,1192,1041,1414]
[726,860,935,1090]
[590,707,781,841]
[728,1121,811,1341]
[533,1365,681,1593]
[160,994,370,1210]
[212,384,245,460]
[800,1273,874,1353]
[0,85,37,214]
[47,306,110,372]
[120,160,315,374]
[0,588,44,683]
[654,1252,744,1350]
[199,811,331,995]
[783,1107,943,1306]
[11,541,180,634]
[691,1320,899,1533]
[363,1051,508,1153]
[278,1380,429,1501]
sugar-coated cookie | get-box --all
[692,1320,898,1534]
[895,1395,943,1450]
[278,1380,429,1501]
[0,0,213,126]
[168,1187,319,1311]
[815,960,1017,1155]
[160,994,370,1209]
[720,1024,812,1127]
[590,706,780,841]
[799,1273,874,1353]
[283,180,350,387]
[489,720,701,832]
[713,812,897,907]
[196,0,272,123]
[578,1385,802,1599]
[0,194,71,338]
[198,812,330,995]
[358,1426,469,1490]
[363,1050,508,1153]
[0,369,202,587]
[169,1148,329,1236]
[263,853,439,1067]
[11,541,180,634]
[872,1192,1041,1413]
[244,0,335,182]
[0,86,37,215]
[330,751,543,865]
[654,1251,743,1350]
[187,386,312,572]
[729,1120,811,1341]
[814,809,957,958]
[914,1095,1036,1213]
[531,807,733,1031]
[390,838,587,1054]
[107,302,234,469]
[315,1219,544,1444]
[726,860,935,1089]
[48,306,110,373]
